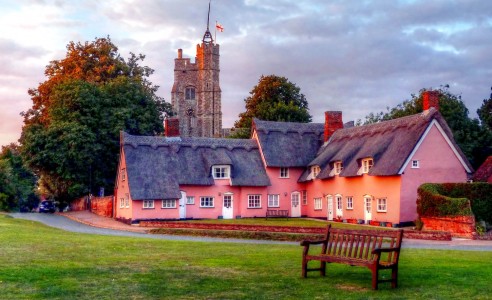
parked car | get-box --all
[38,200,56,213]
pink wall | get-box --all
[306,175,402,223]
[265,167,307,214]
[131,200,180,219]
[114,148,133,220]
[400,124,468,223]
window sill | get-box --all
[200,206,215,208]
[314,209,322,211]
[161,207,177,209]
[247,207,262,209]
[142,208,155,210]
[267,206,280,208]
[376,211,387,213]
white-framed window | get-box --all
[143,200,154,209]
[336,195,343,210]
[314,197,322,210]
[346,196,353,210]
[412,160,420,168]
[360,158,373,174]
[185,87,195,100]
[186,196,195,205]
[119,198,124,208]
[334,161,343,175]
[302,190,307,205]
[280,167,289,178]
[212,165,230,179]
[248,194,261,208]
[377,198,387,212]
[311,165,321,178]
[162,199,176,208]
[200,196,214,208]
[291,192,300,207]
[121,169,126,181]
[125,193,130,208]
[268,194,280,207]
[223,194,232,208]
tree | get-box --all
[477,86,492,131]
[362,85,492,168]
[0,144,38,211]
[231,75,312,138]
[20,37,172,205]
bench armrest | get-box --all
[371,247,401,254]
[300,239,327,246]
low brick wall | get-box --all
[70,196,113,218]
[421,216,476,239]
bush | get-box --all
[417,183,492,223]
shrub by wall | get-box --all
[417,183,492,223]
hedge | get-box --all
[417,183,492,223]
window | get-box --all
[360,158,373,174]
[143,200,154,209]
[412,160,420,168]
[125,193,130,208]
[268,194,280,207]
[186,196,195,205]
[248,195,261,208]
[314,197,322,210]
[121,169,126,181]
[311,165,321,178]
[185,87,195,100]
[336,195,343,210]
[334,161,343,175]
[280,167,289,178]
[212,165,230,179]
[302,190,307,205]
[200,196,214,208]
[119,198,124,208]
[223,195,232,208]
[377,198,387,212]
[162,199,176,208]
[346,196,353,210]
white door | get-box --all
[222,194,233,219]
[327,195,334,221]
[179,191,186,219]
[291,192,301,217]
[364,196,372,223]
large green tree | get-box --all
[477,86,492,131]
[0,144,38,211]
[362,85,492,168]
[231,75,312,138]
[20,37,172,205]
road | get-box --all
[9,212,492,251]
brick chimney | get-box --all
[324,111,343,142]
[165,118,180,137]
[423,90,440,111]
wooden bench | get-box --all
[300,225,404,290]
[266,209,289,219]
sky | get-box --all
[1,0,492,147]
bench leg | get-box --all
[302,258,308,278]
[320,261,326,276]
[391,267,398,288]
[371,268,379,290]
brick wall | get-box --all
[421,215,476,238]
[70,195,113,218]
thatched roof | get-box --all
[299,108,472,182]
[122,132,270,200]
[253,118,324,167]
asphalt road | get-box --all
[9,213,492,251]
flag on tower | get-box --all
[216,21,224,32]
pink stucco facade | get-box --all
[400,123,469,222]
[114,114,470,225]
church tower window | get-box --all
[185,87,196,100]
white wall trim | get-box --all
[398,119,471,174]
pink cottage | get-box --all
[114,91,472,226]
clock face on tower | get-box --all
[186,107,194,117]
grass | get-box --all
[1,214,491,299]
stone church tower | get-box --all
[171,19,222,137]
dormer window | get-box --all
[334,161,343,175]
[361,158,373,174]
[311,165,321,178]
[212,165,230,179]
[280,167,289,178]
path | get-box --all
[10,211,492,251]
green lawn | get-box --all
[1,214,491,299]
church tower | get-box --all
[171,4,222,138]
